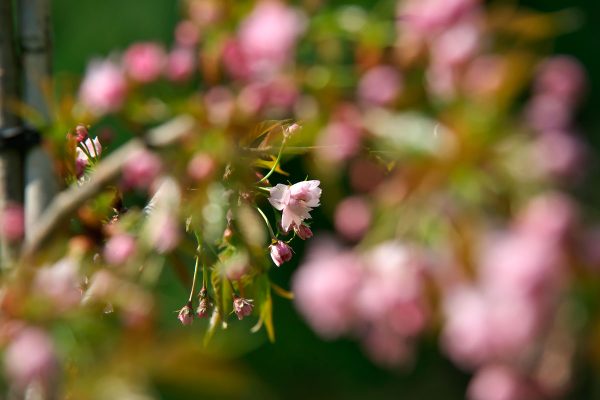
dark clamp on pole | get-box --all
[0,126,41,152]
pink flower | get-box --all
[317,104,363,162]
[123,42,166,83]
[294,223,313,240]
[103,234,136,265]
[165,47,196,82]
[269,180,321,231]
[122,149,162,190]
[4,327,58,390]
[79,60,127,116]
[0,204,24,242]
[75,137,102,178]
[357,65,403,107]
[270,240,293,266]
[177,303,193,325]
[233,296,254,320]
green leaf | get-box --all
[252,274,275,342]
[203,308,221,347]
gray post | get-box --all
[19,0,57,242]
[0,0,24,265]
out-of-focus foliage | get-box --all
[0,0,599,399]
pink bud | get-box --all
[123,42,166,83]
[270,240,293,267]
[196,289,212,318]
[177,303,193,325]
[74,124,89,143]
[294,224,313,240]
[103,234,136,265]
[233,296,254,320]
[0,204,24,242]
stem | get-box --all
[188,253,200,302]
[256,206,276,240]
[257,140,286,184]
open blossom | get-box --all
[75,137,102,177]
[270,240,293,266]
[79,60,127,116]
[269,180,321,231]
[233,296,254,320]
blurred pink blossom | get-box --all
[361,327,412,366]
[467,364,539,400]
[525,95,574,132]
[149,213,180,254]
[269,180,321,231]
[33,259,82,311]
[187,153,216,181]
[204,86,235,125]
[532,131,587,182]
[175,20,199,47]
[0,203,24,242]
[357,65,403,107]
[123,149,162,190]
[165,47,196,82]
[399,0,479,37]
[123,42,166,83]
[237,0,304,78]
[318,104,363,162]
[293,241,363,338]
[79,60,127,115]
[103,234,136,265]
[4,327,58,390]
[514,192,577,242]
[534,56,587,105]
[334,196,371,242]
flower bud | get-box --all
[233,295,254,320]
[74,124,89,143]
[270,240,293,267]
[177,302,193,325]
[294,223,313,240]
[196,288,212,318]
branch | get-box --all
[23,115,196,257]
